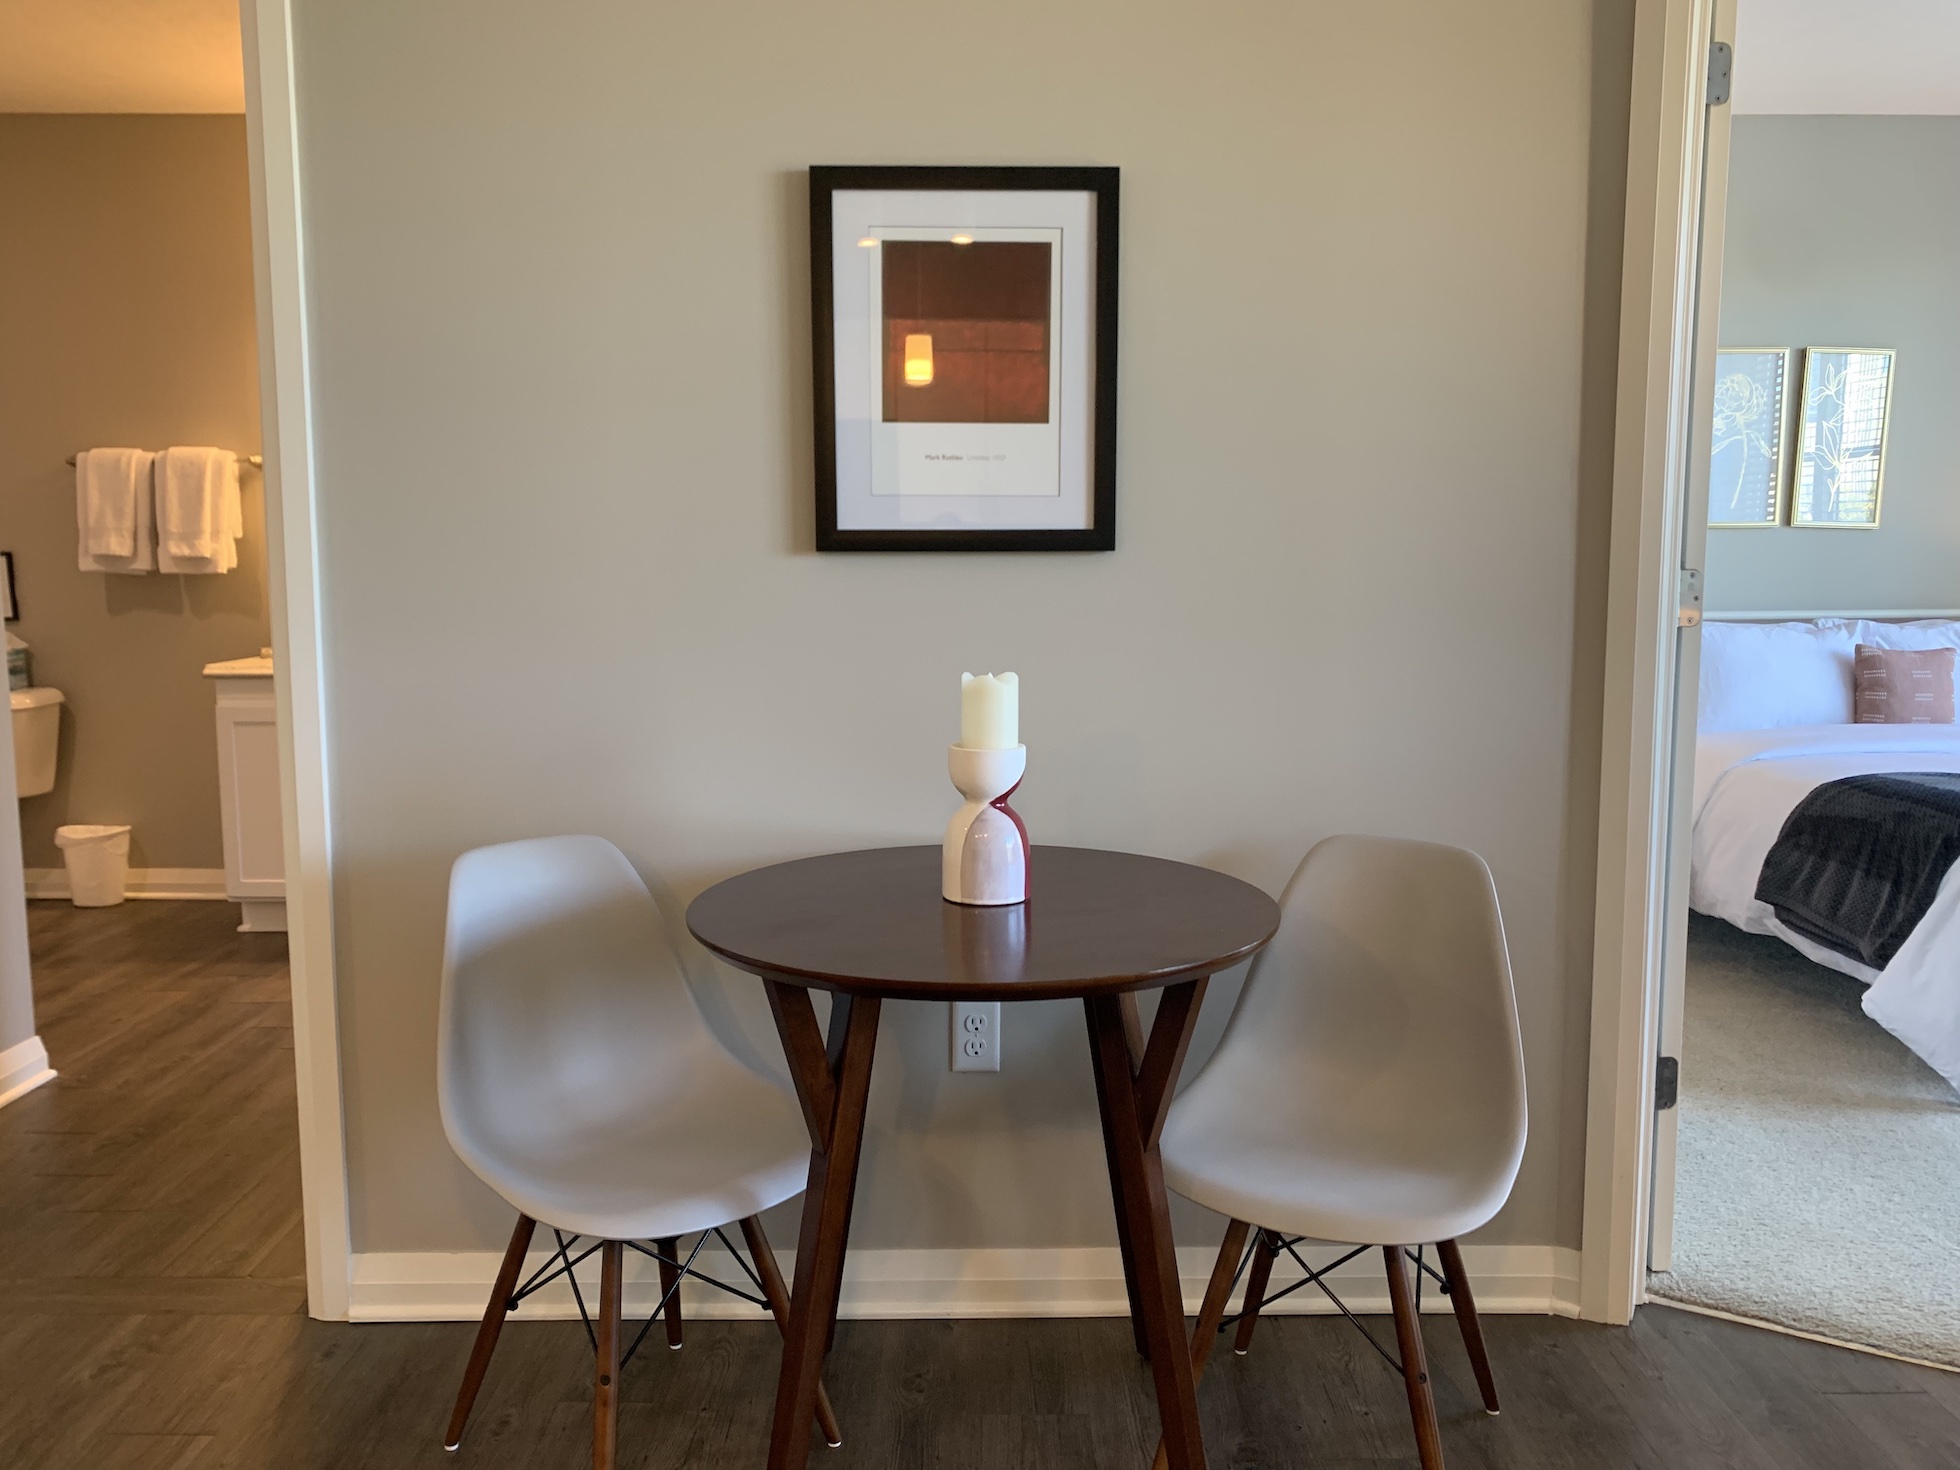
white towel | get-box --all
[76,448,157,573]
[154,447,240,575]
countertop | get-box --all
[203,654,275,678]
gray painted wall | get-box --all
[1709,116,1960,613]
[0,116,271,871]
[291,0,1631,1256]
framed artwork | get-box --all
[1707,349,1791,527]
[0,552,16,620]
[1792,348,1894,529]
[809,165,1119,551]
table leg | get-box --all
[1085,982,1212,1470]
[822,998,864,1359]
[764,986,881,1470]
[740,1215,843,1447]
[1089,1004,1151,1359]
[1149,1217,1249,1470]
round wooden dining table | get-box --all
[686,844,1280,1470]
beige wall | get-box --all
[1708,117,1960,613]
[0,115,269,871]
[291,0,1631,1256]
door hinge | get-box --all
[1656,1056,1680,1110]
[1708,42,1733,107]
[1677,567,1703,628]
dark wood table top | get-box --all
[686,845,1279,1001]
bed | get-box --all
[1690,618,1960,1092]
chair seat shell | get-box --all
[1163,1109,1520,1247]
[1161,834,1526,1247]
[448,1045,810,1242]
[439,835,811,1242]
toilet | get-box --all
[11,688,63,798]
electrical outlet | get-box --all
[951,1001,1001,1071]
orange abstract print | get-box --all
[882,241,1051,424]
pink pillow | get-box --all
[1854,644,1956,724]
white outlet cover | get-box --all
[951,1001,1001,1072]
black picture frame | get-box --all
[810,165,1119,552]
[0,552,16,621]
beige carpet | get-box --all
[1650,914,1960,1366]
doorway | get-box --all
[1615,0,1960,1366]
[0,0,342,1331]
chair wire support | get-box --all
[1220,1232,1442,1378]
[511,1233,605,1312]
[1407,1243,1450,1296]
[622,1231,773,1314]
[505,1227,781,1377]
[1217,1238,1370,1330]
[552,1230,600,1352]
[619,1233,710,1368]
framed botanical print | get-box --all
[1707,349,1791,527]
[810,165,1119,551]
[1792,347,1894,529]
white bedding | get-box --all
[1691,723,1960,1091]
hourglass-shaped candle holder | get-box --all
[942,743,1028,906]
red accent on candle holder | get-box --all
[992,780,1029,883]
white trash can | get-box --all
[55,824,131,907]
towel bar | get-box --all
[66,452,263,469]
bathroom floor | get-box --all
[0,899,301,1307]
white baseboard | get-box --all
[24,867,228,901]
[0,1035,56,1109]
[238,898,288,932]
[348,1242,1581,1324]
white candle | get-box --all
[960,672,1019,750]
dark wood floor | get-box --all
[5,902,1960,1469]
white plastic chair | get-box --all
[437,835,839,1467]
[1158,835,1527,1470]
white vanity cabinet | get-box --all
[204,656,286,933]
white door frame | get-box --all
[1647,0,1736,1275]
[240,0,352,1321]
[1578,0,1729,1323]
[230,0,1739,1327]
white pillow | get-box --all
[1856,619,1960,653]
[1698,620,1858,732]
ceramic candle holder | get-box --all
[942,743,1028,906]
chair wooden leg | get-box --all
[740,1215,843,1448]
[594,1241,622,1470]
[1190,1219,1252,1379]
[1437,1238,1499,1414]
[1383,1246,1445,1470]
[1233,1229,1278,1356]
[655,1235,684,1349]
[444,1213,535,1450]
[1149,1218,1251,1470]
